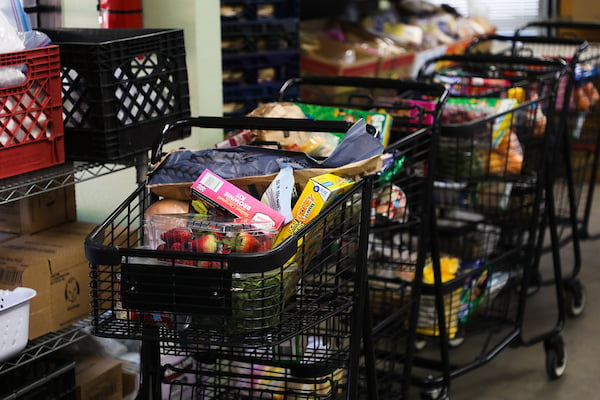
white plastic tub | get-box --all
[0,287,36,362]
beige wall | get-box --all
[61,0,223,222]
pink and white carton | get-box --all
[191,169,286,229]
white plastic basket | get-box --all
[0,287,36,362]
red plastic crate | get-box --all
[0,45,64,180]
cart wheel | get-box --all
[415,336,428,351]
[448,326,465,348]
[544,336,567,380]
[565,280,586,318]
[421,386,449,400]
[448,334,465,348]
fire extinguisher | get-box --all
[98,0,143,28]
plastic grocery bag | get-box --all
[0,0,31,33]
[147,119,384,200]
[0,12,26,87]
[0,0,51,88]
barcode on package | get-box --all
[200,171,224,192]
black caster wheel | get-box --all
[565,280,586,318]
[544,335,567,380]
[421,386,449,400]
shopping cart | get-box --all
[84,116,378,400]
[465,32,595,318]
[515,20,600,239]
[515,21,600,316]
[415,53,568,398]
[278,76,453,399]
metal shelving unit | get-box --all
[0,319,89,377]
[0,155,144,390]
[0,158,143,205]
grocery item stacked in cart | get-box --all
[395,52,568,398]
[85,115,388,399]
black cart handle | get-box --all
[151,116,374,164]
[467,34,589,54]
[278,75,449,102]
[417,53,568,81]
[465,34,589,68]
[516,19,600,37]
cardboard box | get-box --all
[572,2,600,27]
[300,37,379,78]
[0,185,76,234]
[191,169,286,229]
[0,221,96,339]
[75,357,123,400]
[122,370,138,400]
[377,52,415,79]
[0,231,18,244]
[274,173,355,246]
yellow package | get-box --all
[274,173,355,246]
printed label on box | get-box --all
[191,169,286,229]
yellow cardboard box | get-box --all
[275,173,355,246]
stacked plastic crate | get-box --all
[220,0,300,115]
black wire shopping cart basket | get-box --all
[84,116,378,400]
[466,31,596,317]
[415,53,569,398]
[279,76,453,399]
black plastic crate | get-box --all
[0,357,76,400]
[220,0,301,21]
[222,50,299,87]
[39,28,191,161]
[221,19,299,53]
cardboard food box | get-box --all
[293,103,394,147]
[75,357,123,400]
[0,221,96,339]
[191,169,286,229]
[0,185,76,234]
[300,36,379,78]
[274,173,355,246]
[377,51,416,79]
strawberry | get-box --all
[169,242,185,251]
[199,260,222,269]
[230,232,261,253]
[190,233,219,253]
[157,243,169,251]
[161,227,192,244]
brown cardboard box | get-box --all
[122,370,138,400]
[559,0,600,41]
[0,231,18,244]
[0,221,96,339]
[300,37,379,78]
[0,185,76,234]
[572,2,600,24]
[75,357,123,400]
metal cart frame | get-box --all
[277,76,455,399]
[416,53,568,398]
[84,116,378,400]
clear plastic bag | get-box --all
[0,0,51,88]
